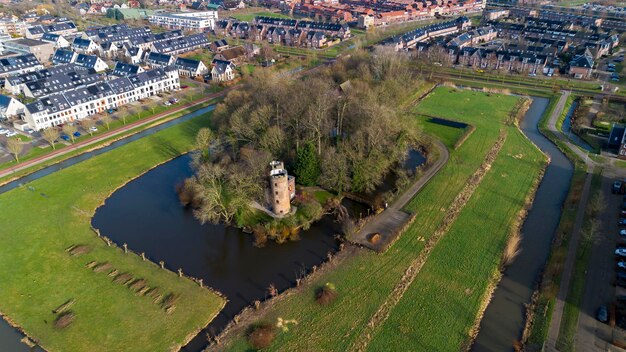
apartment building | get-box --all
[23,67,180,130]
[149,11,218,31]
[3,38,55,64]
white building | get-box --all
[23,67,180,130]
[211,59,235,82]
[149,11,218,31]
[0,94,25,119]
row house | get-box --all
[383,16,470,51]
[0,54,44,78]
[447,26,497,49]
[454,47,548,74]
[6,70,101,99]
[150,33,210,55]
[23,67,180,130]
[25,21,77,39]
[123,45,145,64]
[99,42,118,59]
[145,52,175,68]
[4,64,91,95]
[52,49,108,72]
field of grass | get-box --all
[219,87,545,351]
[0,111,225,351]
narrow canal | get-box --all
[472,97,574,351]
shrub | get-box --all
[247,322,277,350]
[315,282,338,306]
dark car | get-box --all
[597,306,609,323]
[614,181,623,194]
[73,131,81,137]
[61,135,70,141]
[620,219,626,226]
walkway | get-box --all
[0,88,231,181]
[544,91,596,351]
[349,139,449,251]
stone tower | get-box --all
[269,161,291,216]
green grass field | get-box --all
[220,87,546,351]
[0,112,225,351]
[230,11,291,22]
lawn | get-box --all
[0,111,225,351]
[218,87,545,351]
[230,11,292,22]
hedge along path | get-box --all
[350,129,508,352]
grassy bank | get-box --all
[556,171,603,352]
[217,87,545,351]
[0,111,225,351]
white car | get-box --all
[164,101,171,106]
[24,128,34,134]
[6,131,18,137]
[621,229,626,236]
[89,126,98,132]
[619,261,626,270]
[617,248,626,257]
[0,128,9,135]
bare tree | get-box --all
[42,127,60,149]
[5,138,23,163]
[82,119,96,136]
[100,115,112,130]
[62,124,78,143]
[195,127,215,160]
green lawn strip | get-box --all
[0,111,224,351]
[0,99,217,185]
[220,87,519,351]
[416,115,466,149]
[230,11,292,22]
[367,127,545,351]
[556,95,575,132]
[556,171,603,352]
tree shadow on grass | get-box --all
[149,136,183,159]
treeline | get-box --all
[182,48,424,226]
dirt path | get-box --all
[350,140,450,251]
[349,131,507,352]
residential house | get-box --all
[99,42,118,58]
[74,53,108,72]
[150,33,210,55]
[213,45,246,64]
[173,57,208,78]
[72,38,99,54]
[112,62,144,77]
[148,11,218,31]
[0,94,25,119]
[209,39,229,52]
[211,59,235,82]
[569,53,594,79]
[124,45,144,64]
[40,33,71,49]
[145,52,175,68]
[52,49,78,65]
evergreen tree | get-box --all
[294,142,320,186]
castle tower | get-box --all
[269,161,291,216]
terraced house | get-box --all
[0,53,43,78]
[25,21,77,39]
[5,64,101,98]
[23,67,180,130]
[150,33,211,55]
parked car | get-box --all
[621,230,626,236]
[89,126,97,132]
[616,248,626,257]
[618,261,626,269]
[164,101,171,106]
[597,306,609,323]
[170,98,179,104]
[24,128,34,134]
[614,181,623,194]
[6,131,17,137]
[609,63,616,68]
[61,135,70,141]
[73,131,81,137]
[620,219,626,226]
[0,128,9,135]
[608,67,616,72]
[612,77,620,82]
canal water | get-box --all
[560,100,595,153]
[472,97,574,351]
